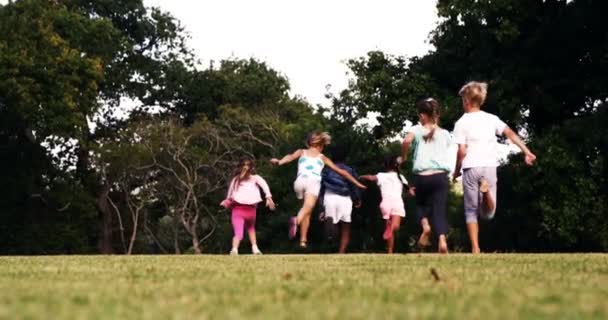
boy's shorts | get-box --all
[462,167,498,223]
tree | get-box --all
[417,0,608,251]
[328,51,438,140]
[0,0,192,253]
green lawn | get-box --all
[1,254,607,319]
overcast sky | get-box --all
[144,0,439,106]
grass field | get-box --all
[1,254,607,319]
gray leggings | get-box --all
[462,167,497,223]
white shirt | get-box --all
[376,172,406,201]
[453,111,507,169]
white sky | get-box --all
[144,0,439,107]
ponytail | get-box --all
[232,158,256,191]
[417,98,441,142]
[385,156,409,190]
[395,165,410,190]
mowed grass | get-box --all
[0,254,607,319]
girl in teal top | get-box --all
[271,131,366,248]
[401,98,453,254]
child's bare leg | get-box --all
[297,194,317,245]
[232,237,241,250]
[438,234,448,254]
[387,215,401,254]
[479,178,495,215]
[299,215,311,245]
[247,229,257,247]
[392,215,402,231]
[466,222,480,254]
[339,223,350,253]
[247,229,262,254]
[418,217,431,247]
[387,237,394,254]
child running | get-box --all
[220,158,275,255]
[453,81,537,254]
[318,146,362,253]
[270,131,366,249]
[361,156,409,254]
[401,98,453,254]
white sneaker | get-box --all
[252,246,262,255]
[229,248,238,256]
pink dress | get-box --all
[376,172,406,219]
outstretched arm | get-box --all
[270,149,303,166]
[503,127,536,166]
[400,132,416,165]
[359,175,378,182]
[322,156,366,189]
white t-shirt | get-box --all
[453,111,507,169]
[376,172,406,201]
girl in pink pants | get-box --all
[221,159,275,255]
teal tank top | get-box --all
[297,150,324,180]
[409,125,454,174]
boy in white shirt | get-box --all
[453,81,537,254]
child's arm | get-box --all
[348,168,362,207]
[359,175,378,182]
[254,175,275,210]
[502,127,537,166]
[270,149,303,166]
[452,121,467,181]
[453,144,466,181]
[322,156,367,189]
[220,178,236,208]
[400,132,416,165]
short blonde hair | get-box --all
[307,131,331,147]
[459,81,488,106]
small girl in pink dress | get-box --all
[361,156,409,254]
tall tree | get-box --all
[418,0,608,251]
[0,0,191,253]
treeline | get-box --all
[0,0,606,254]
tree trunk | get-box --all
[97,184,113,254]
[173,214,181,254]
[127,209,139,255]
[191,231,202,254]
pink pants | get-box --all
[231,205,257,240]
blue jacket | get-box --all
[319,163,361,202]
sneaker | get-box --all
[288,216,297,240]
[252,248,263,255]
[299,240,308,249]
[229,248,238,256]
[383,220,393,240]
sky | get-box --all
[143,0,439,107]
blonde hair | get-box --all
[459,81,488,106]
[306,131,331,148]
